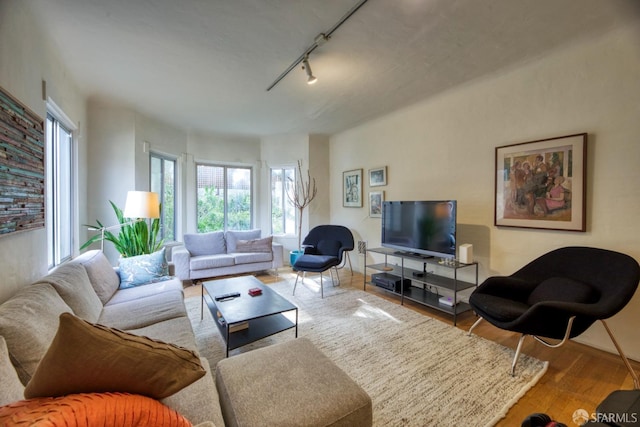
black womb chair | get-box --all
[292,225,354,298]
[468,246,640,385]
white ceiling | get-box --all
[27,0,639,138]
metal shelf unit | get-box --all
[364,247,478,326]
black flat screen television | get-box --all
[381,200,457,259]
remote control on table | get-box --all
[215,292,241,301]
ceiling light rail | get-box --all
[266,0,370,91]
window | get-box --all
[271,167,296,235]
[46,113,73,268]
[150,153,176,241]
[196,164,252,232]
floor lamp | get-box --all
[89,191,160,252]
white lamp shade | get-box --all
[123,191,160,218]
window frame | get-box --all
[150,152,177,242]
[195,162,253,232]
[270,165,297,236]
[45,101,76,269]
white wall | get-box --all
[86,99,136,262]
[260,134,330,258]
[260,134,310,254]
[309,135,330,228]
[134,112,188,240]
[330,25,640,359]
[0,0,87,302]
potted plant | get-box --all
[81,201,163,257]
[287,160,317,266]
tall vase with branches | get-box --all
[287,160,318,252]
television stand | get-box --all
[364,247,478,326]
[393,251,434,259]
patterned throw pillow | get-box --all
[0,392,192,427]
[235,236,273,253]
[225,229,261,252]
[118,248,171,289]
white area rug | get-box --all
[185,277,548,427]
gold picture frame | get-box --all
[495,133,587,231]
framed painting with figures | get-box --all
[494,133,587,231]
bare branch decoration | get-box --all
[286,160,318,250]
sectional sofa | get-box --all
[0,249,372,427]
[0,249,223,426]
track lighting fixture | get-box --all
[266,0,369,91]
[302,56,317,85]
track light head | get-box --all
[302,57,317,85]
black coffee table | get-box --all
[202,276,298,357]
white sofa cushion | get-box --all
[225,229,261,253]
[184,232,226,256]
[0,283,72,384]
[190,254,235,271]
[98,290,186,330]
[34,263,102,323]
[126,316,197,352]
[0,336,24,406]
[106,277,183,306]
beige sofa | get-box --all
[0,249,372,427]
[0,249,223,426]
[173,230,283,284]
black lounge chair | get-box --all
[292,225,354,298]
[468,246,640,385]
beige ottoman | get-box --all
[215,338,372,427]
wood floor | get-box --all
[184,268,640,426]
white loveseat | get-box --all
[172,230,283,284]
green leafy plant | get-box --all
[81,201,164,257]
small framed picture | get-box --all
[343,169,363,207]
[369,191,384,217]
[369,166,387,187]
[495,133,587,231]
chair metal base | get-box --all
[601,320,640,390]
[469,316,639,385]
[293,266,340,299]
[336,252,354,275]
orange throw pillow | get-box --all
[0,392,192,426]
